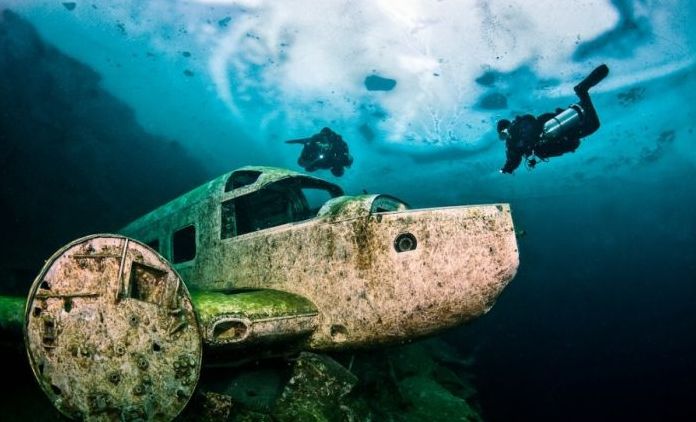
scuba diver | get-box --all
[498,64,609,174]
[286,127,354,177]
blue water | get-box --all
[454,173,696,420]
[1,1,695,420]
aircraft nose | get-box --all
[311,202,519,349]
[374,204,519,338]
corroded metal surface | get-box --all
[212,203,518,349]
[120,167,519,352]
[24,235,202,421]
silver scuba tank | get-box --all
[541,104,585,141]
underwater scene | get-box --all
[1,1,695,421]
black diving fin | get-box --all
[575,64,609,94]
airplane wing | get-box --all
[193,289,318,348]
[0,295,24,337]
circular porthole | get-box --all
[394,233,417,253]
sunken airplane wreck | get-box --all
[9,166,519,420]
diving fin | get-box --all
[574,64,609,95]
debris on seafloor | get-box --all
[181,339,482,422]
[179,391,235,421]
[384,341,482,422]
[273,352,358,421]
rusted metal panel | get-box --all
[119,167,519,350]
[208,203,518,349]
[24,235,202,421]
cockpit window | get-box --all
[234,186,294,235]
[300,187,336,218]
[225,170,262,192]
[370,195,409,213]
[221,177,341,238]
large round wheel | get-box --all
[24,235,202,421]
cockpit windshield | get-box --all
[221,177,342,238]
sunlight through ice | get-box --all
[199,0,618,146]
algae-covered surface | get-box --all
[192,290,318,322]
[0,296,24,334]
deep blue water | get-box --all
[452,172,696,421]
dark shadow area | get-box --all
[0,345,61,419]
[448,174,696,421]
[0,9,210,294]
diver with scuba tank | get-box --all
[498,64,609,174]
[286,127,354,177]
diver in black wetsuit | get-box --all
[498,64,609,174]
[286,127,354,177]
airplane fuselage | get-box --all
[120,167,519,350]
